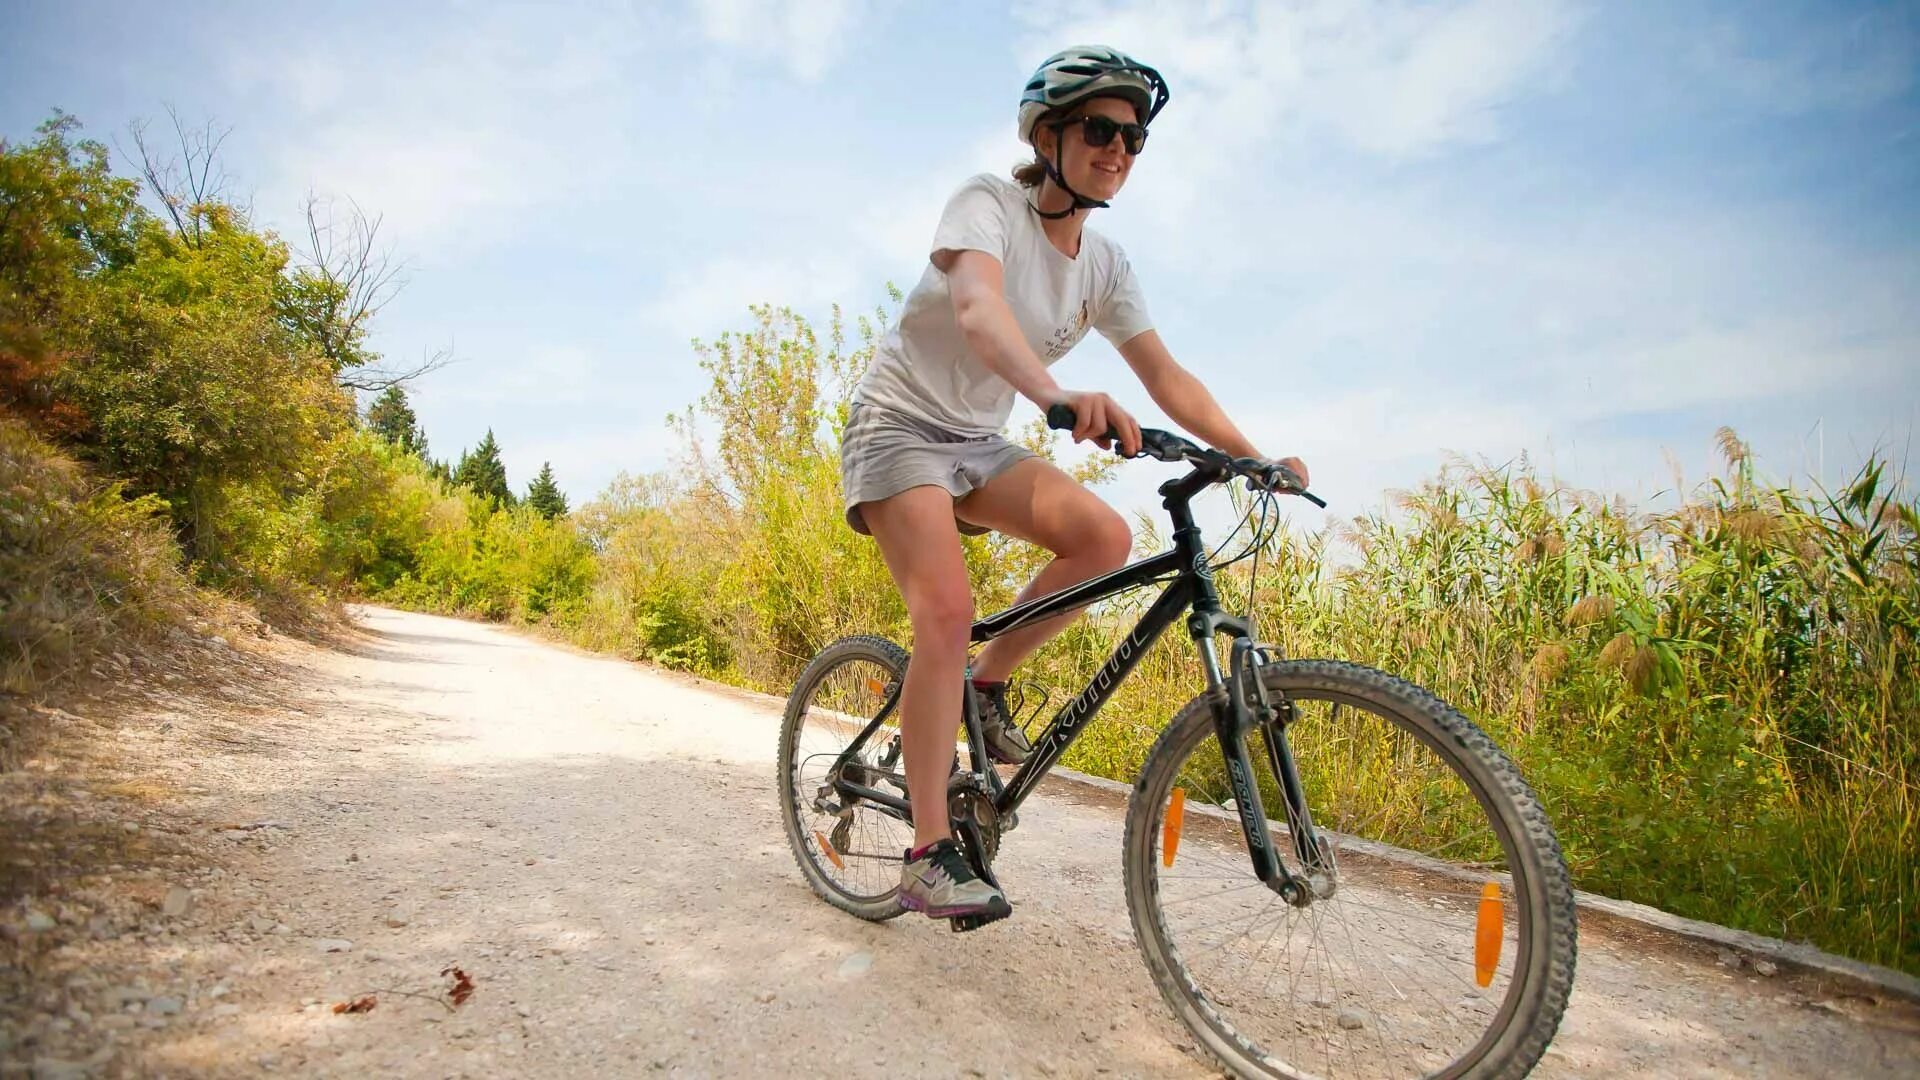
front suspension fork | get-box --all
[1209,635,1325,904]
[1238,641,1328,874]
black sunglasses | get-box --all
[1054,114,1148,156]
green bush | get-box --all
[381,491,595,625]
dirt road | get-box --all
[5,606,1916,1078]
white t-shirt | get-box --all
[853,173,1154,437]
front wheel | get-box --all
[1124,659,1576,1079]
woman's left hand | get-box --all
[1265,455,1310,490]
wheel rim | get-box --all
[1140,690,1535,1079]
[786,652,912,904]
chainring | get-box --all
[946,774,1002,866]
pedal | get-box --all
[949,907,1011,933]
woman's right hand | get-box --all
[1055,390,1142,458]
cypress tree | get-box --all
[525,461,568,519]
[366,386,428,458]
[453,429,513,507]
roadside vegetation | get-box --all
[3,112,1912,973]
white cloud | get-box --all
[861,127,1029,269]
[271,124,527,246]
[429,345,606,408]
[631,122,1018,343]
[1015,0,1583,168]
[1314,0,1580,157]
[224,6,656,250]
[1550,320,1919,423]
[690,0,872,82]
[635,254,869,340]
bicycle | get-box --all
[778,404,1577,1079]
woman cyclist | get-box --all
[840,45,1309,923]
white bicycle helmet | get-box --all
[1019,45,1168,145]
[1017,45,1170,216]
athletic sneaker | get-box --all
[971,680,1033,765]
[899,839,1012,919]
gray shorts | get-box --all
[840,401,1034,536]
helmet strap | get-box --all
[1031,122,1108,220]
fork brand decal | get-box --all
[1225,756,1262,840]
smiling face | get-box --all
[1035,95,1141,203]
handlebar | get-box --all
[1044,403,1327,509]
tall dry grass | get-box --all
[1,416,201,698]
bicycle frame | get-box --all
[829,463,1317,899]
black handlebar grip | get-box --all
[1046,402,1122,445]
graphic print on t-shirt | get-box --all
[1041,299,1093,361]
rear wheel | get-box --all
[778,635,913,921]
[1124,659,1576,1079]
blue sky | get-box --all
[4,0,1916,528]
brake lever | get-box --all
[1235,458,1329,508]
[1091,427,1176,463]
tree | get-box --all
[525,462,568,519]
[0,113,144,433]
[127,108,441,392]
[125,106,235,249]
[281,194,447,391]
[366,385,428,458]
[453,429,513,507]
[49,180,352,558]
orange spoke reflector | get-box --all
[1475,881,1504,987]
[1163,787,1187,867]
[814,830,846,871]
[866,677,886,695]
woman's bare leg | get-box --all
[957,458,1134,682]
[859,485,975,850]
